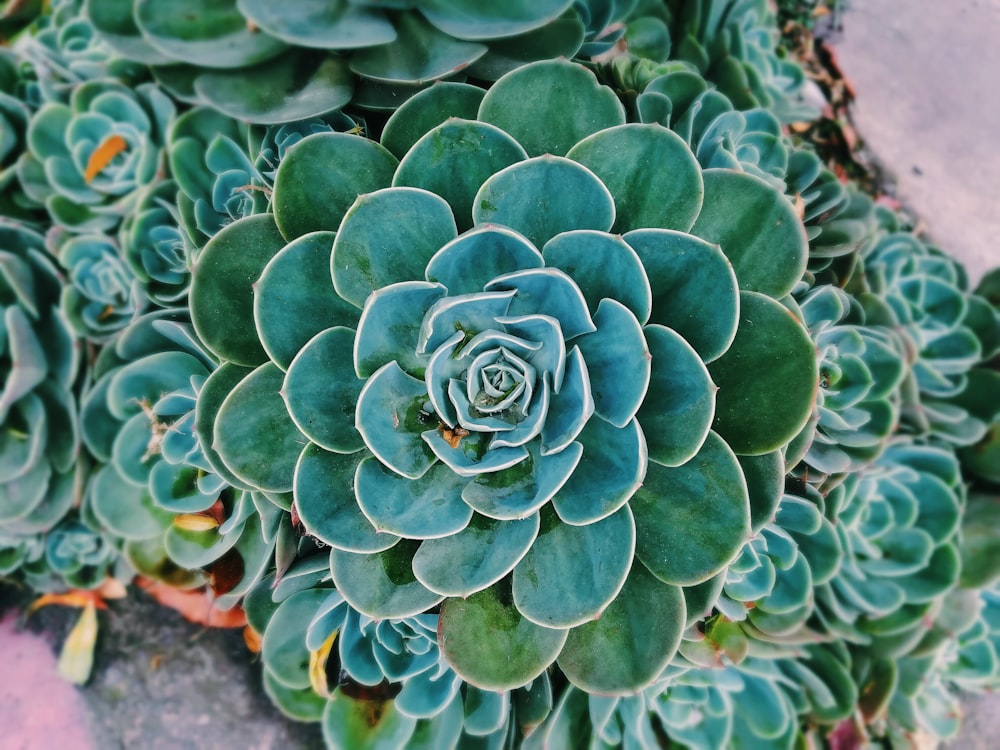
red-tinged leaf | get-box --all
[136,577,248,628]
[827,718,865,750]
[244,626,262,654]
[28,590,109,614]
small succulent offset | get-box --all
[256,583,554,746]
[79,310,277,601]
[193,58,818,708]
[17,77,173,234]
[792,284,906,488]
[660,0,820,122]
[856,209,991,446]
[605,61,878,283]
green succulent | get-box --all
[0,219,82,586]
[40,515,118,587]
[190,58,817,698]
[14,0,147,100]
[792,284,906,488]
[17,77,174,233]
[857,212,990,445]
[788,151,878,287]
[252,580,554,746]
[812,439,964,655]
[79,310,277,602]
[956,269,1000,484]
[662,0,820,122]
[85,0,600,124]
[118,178,190,306]
[0,0,44,40]
[604,63,876,285]
[528,654,803,750]
[0,48,42,225]
[1,510,121,592]
[47,229,144,340]
[168,106,359,253]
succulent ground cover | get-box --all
[1,1,999,748]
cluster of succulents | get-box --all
[1,2,1000,749]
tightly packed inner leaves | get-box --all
[2,1,1000,749]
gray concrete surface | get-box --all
[0,586,323,750]
[835,0,1000,287]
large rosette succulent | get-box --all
[192,59,817,696]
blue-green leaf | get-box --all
[513,504,635,628]
[632,431,750,585]
[333,188,457,309]
[412,513,539,597]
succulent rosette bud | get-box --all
[17,78,173,233]
[48,229,143,340]
[119,179,190,306]
[792,284,907,488]
[857,209,989,445]
[193,59,818,697]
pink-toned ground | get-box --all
[0,612,94,750]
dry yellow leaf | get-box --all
[57,601,98,685]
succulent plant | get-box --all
[118,178,190,306]
[811,439,964,656]
[661,0,820,122]
[955,269,1000,485]
[791,284,906,488]
[191,58,818,701]
[85,0,601,124]
[856,210,991,446]
[0,219,83,587]
[13,0,147,101]
[17,77,173,234]
[4,3,999,748]
[0,0,44,40]
[168,106,360,254]
[0,48,42,225]
[46,228,144,340]
[253,581,555,746]
[603,63,877,285]
[527,653,804,750]
[78,310,278,603]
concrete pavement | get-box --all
[834,0,1000,287]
